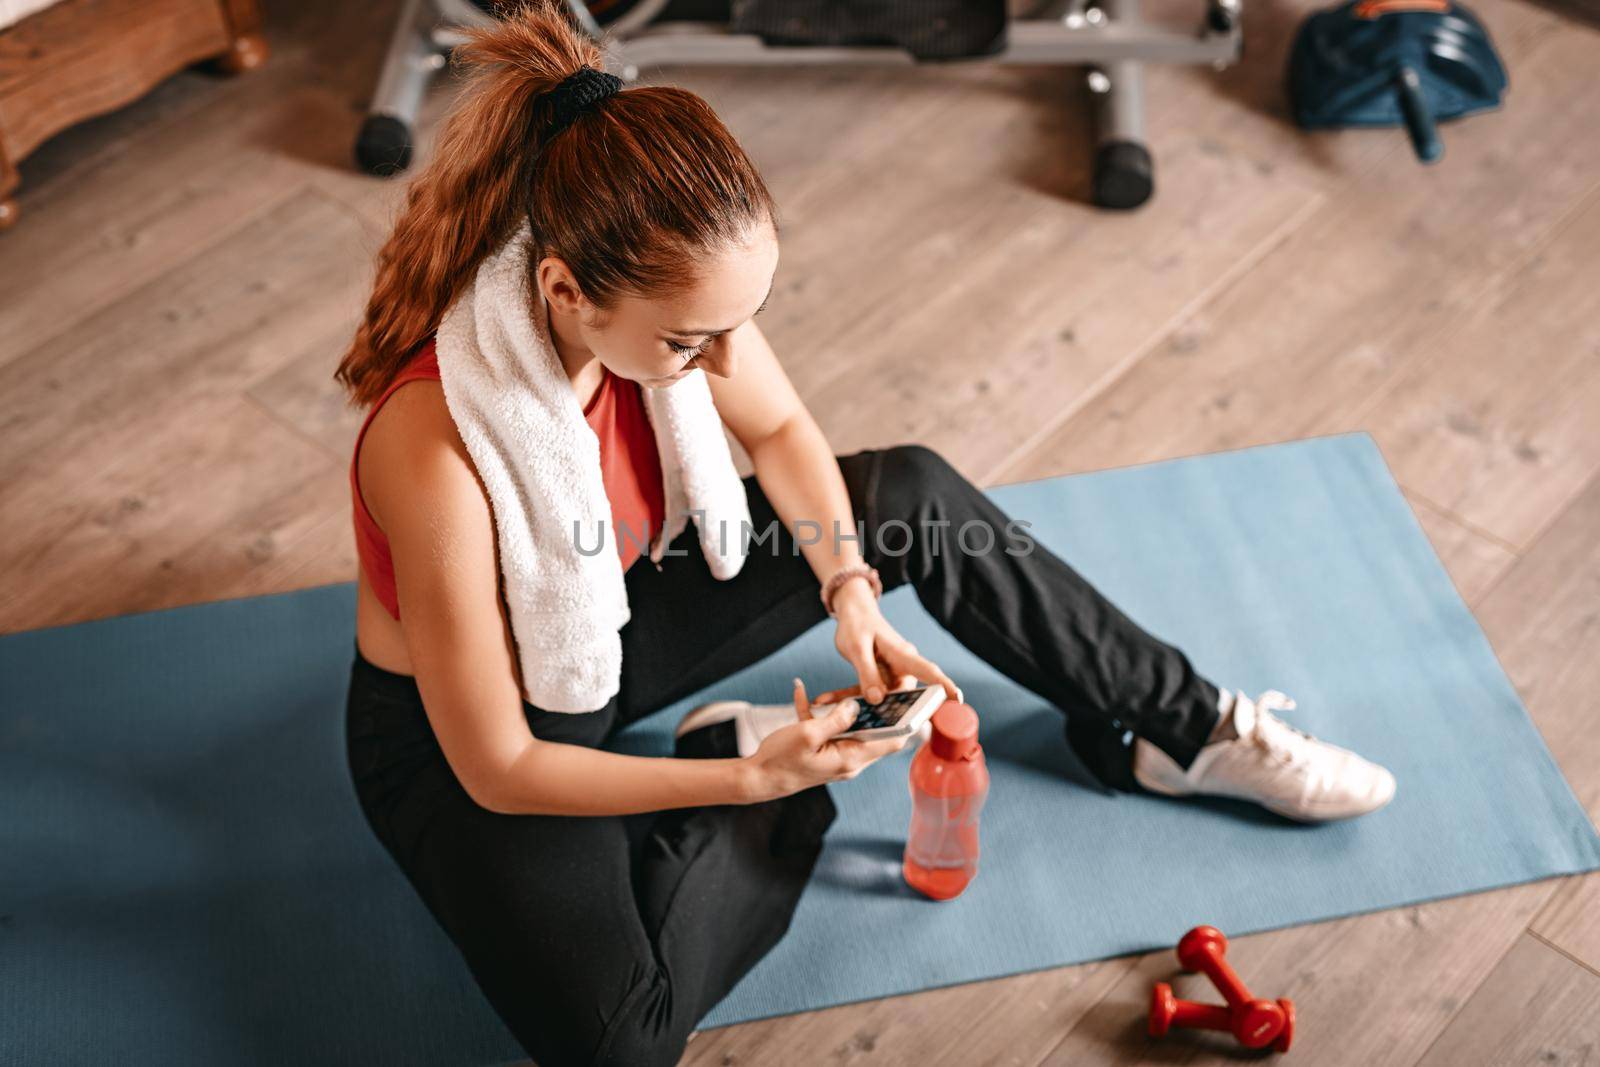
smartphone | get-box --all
[811,685,946,742]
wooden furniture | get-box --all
[0,0,266,229]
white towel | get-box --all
[435,223,751,712]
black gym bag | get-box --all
[731,0,1008,60]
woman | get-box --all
[337,5,1394,1064]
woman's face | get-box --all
[540,222,779,389]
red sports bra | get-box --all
[350,338,667,621]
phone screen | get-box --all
[844,688,930,732]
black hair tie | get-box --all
[544,67,622,137]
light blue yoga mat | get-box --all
[4,433,1597,1064]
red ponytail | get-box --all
[335,1,778,408]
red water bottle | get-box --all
[903,703,989,900]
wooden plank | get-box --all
[0,189,368,629]
[151,436,352,605]
[699,69,1071,400]
[1532,0,1600,22]
[245,319,373,462]
[801,171,1318,477]
[687,958,1136,1067]
[1506,471,1600,977]
[0,187,366,476]
[1532,876,1600,991]
[1351,187,1600,550]
[263,499,361,595]
[0,83,376,366]
[1403,490,1520,607]
[0,189,367,484]
[768,79,1326,477]
[994,15,1600,491]
[1469,469,1600,818]
[1414,934,1600,1066]
[0,395,335,628]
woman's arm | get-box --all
[708,322,960,706]
[480,732,758,816]
[369,382,759,815]
[709,326,865,589]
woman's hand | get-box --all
[746,679,912,802]
[828,577,963,707]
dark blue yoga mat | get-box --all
[4,433,1597,1064]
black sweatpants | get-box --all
[344,444,1221,1066]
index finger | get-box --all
[876,651,917,694]
[816,670,915,710]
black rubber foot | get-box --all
[1093,140,1155,210]
[355,114,414,177]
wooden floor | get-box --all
[4,0,1598,1063]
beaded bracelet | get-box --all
[820,564,883,617]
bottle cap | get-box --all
[929,702,980,761]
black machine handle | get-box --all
[1395,66,1444,163]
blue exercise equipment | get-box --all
[1288,0,1507,163]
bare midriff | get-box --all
[356,566,414,674]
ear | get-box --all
[536,255,590,319]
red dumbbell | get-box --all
[1149,982,1230,1036]
[1175,926,1295,1052]
[1149,982,1296,1052]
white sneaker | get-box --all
[675,698,933,758]
[675,700,809,758]
[1132,689,1396,822]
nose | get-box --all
[699,339,736,379]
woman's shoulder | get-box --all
[366,341,448,451]
[360,340,484,531]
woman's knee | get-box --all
[862,444,1024,572]
[486,954,686,1067]
[877,443,959,491]
[587,969,692,1067]
[869,443,978,531]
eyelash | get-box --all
[665,301,766,362]
[668,339,710,361]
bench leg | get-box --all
[1,143,18,231]
[214,0,269,74]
